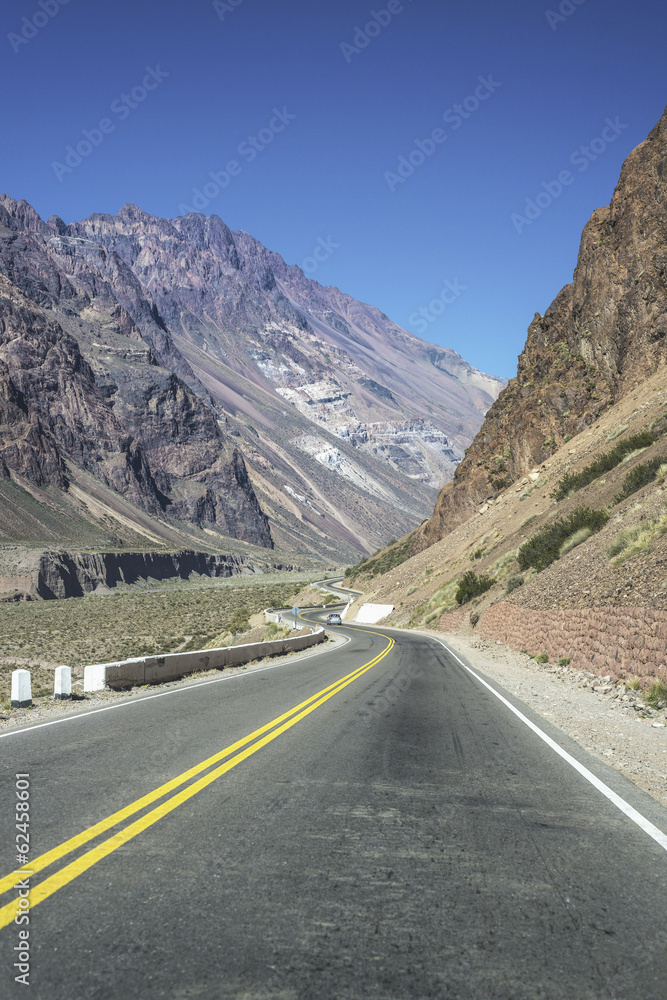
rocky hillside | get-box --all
[346,363,667,684]
[413,104,667,554]
[0,196,503,561]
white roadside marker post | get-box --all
[54,666,72,701]
[11,670,32,708]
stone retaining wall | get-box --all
[437,607,470,632]
[476,602,667,681]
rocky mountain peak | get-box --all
[0,192,506,560]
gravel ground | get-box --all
[0,630,348,736]
[432,627,667,808]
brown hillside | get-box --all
[414,104,667,554]
[346,366,667,682]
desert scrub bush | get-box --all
[518,506,609,572]
[551,430,657,500]
[492,547,520,580]
[535,652,549,664]
[0,578,310,670]
[491,476,512,492]
[558,657,571,667]
[406,585,417,596]
[425,579,459,613]
[606,424,628,442]
[558,526,593,557]
[614,456,664,504]
[606,523,654,565]
[346,533,415,583]
[505,575,524,594]
[643,677,667,708]
[519,475,547,500]
[625,675,642,690]
[455,571,494,605]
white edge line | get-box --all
[432,636,667,853]
[0,633,351,741]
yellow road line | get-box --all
[0,639,384,897]
[0,634,393,929]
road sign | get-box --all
[292,605,299,627]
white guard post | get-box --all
[54,665,72,701]
[11,669,32,708]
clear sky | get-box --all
[2,0,666,378]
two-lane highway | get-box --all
[1,610,666,998]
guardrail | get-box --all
[84,628,325,693]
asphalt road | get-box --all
[1,608,666,999]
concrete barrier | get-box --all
[84,628,326,693]
[355,603,394,624]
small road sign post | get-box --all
[292,605,299,629]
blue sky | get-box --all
[2,0,666,378]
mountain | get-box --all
[340,106,667,703]
[412,104,667,555]
[0,196,503,562]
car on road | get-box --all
[326,613,342,625]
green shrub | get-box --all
[614,457,664,504]
[491,476,512,491]
[551,431,657,500]
[643,676,667,709]
[558,657,571,667]
[518,506,609,572]
[455,570,494,605]
[505,575,524,594]
[535,652,549,664]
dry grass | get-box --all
[558,526,593,557]
[0,576,313,678]
[606,508,667,565]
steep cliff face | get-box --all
[0,203,273,549]
[0,275,158,506]
[0,547,257,600]
[415,104,667,552]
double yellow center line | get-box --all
[0,631,393,930]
